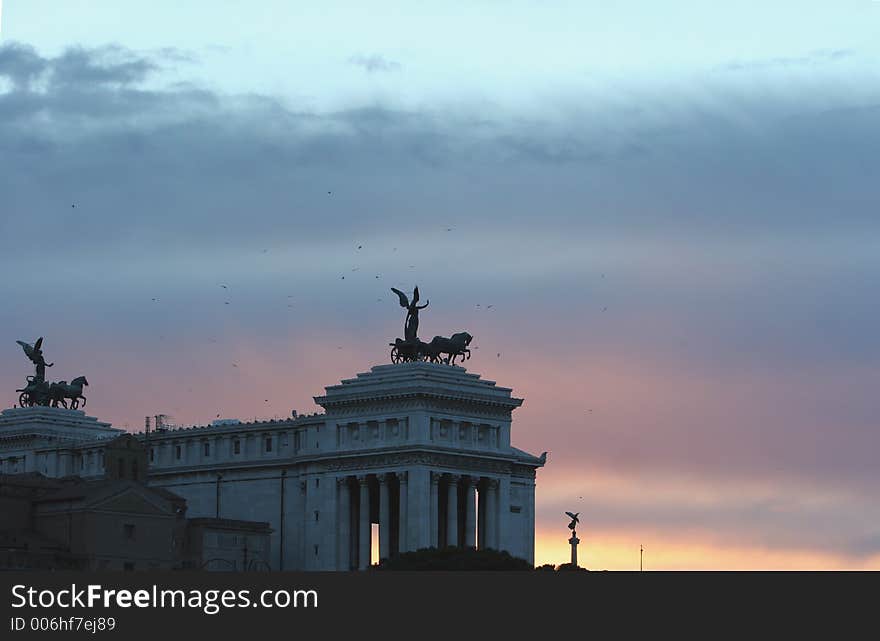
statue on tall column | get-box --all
[565,511,580,568]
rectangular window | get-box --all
[265,437,272,452]
[124,524,135,540]
[118,458,125,478]
[315,510,320,522]
[204,442,210,457]
[150,448,155,462]
[175,445,181,460]
[233,440,241,455]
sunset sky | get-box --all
[1,1,879,569]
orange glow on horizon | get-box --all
[534,529,880,571]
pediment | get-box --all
[89,487,172,515]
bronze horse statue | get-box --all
[423,332,472,365]
[48,376,89,409]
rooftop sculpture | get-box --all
[388,286,473,365]
[14,337,88,409]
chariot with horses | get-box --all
[388,286,474,366]
[13,337,89,409]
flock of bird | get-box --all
[135,188,611,429]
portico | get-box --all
[334,469,507,569]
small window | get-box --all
[265,437,272,452]
[132,460,138,479]
[314,544,319,557]
[204,442,210,457]
[175,445,181,460]
[314,510,320,522]
[80,457,84,470]
[233,440,241,455]
[118,458,125,479]
[315,478,320,488]
[124,524,135,540]
[123,562,135,571]
[150,448,155,462]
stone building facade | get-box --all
[0,362,545,570]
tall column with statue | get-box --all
[566,511,580,567]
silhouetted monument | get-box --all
[14,337,88,409]
[388,286,473,365]
[566,511,580,567]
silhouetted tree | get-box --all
[555,562,589,572]
[373,546,534,571]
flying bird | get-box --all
[220,284,228,289]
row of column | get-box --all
[431,473,499,550]
[337,472,409,571]
[336,471,501,570]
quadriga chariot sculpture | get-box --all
[388,287,473,365]
[14,337,89,409]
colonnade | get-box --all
[336,471,501,570]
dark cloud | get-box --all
[0,42,49,88]
[348,53,402,73]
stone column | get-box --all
[358,476,370,570]
[379,474,390,561]
[569,530,580,567]
[338,477,351,571]
[446,474,459,547]
[485,478,498,550]
[397,471,409,554]
[430,472,440,548]
[464,477,477,548]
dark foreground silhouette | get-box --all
[373,547,587,571]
